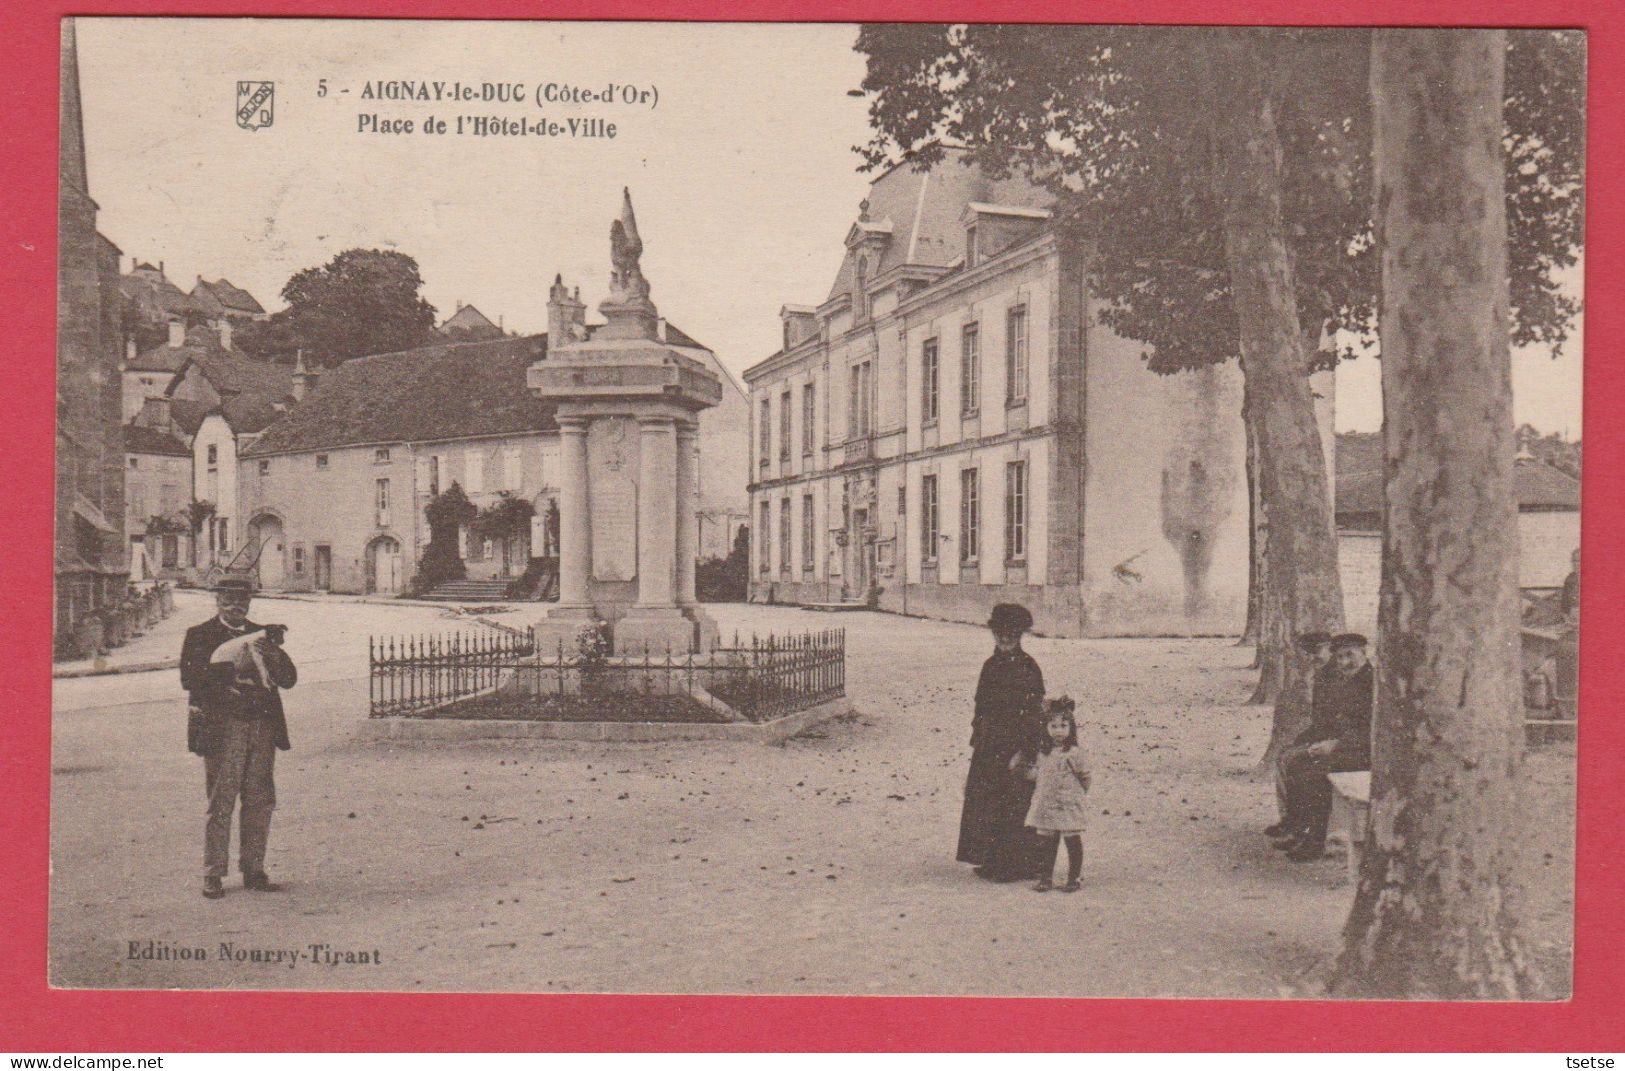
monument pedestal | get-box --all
[526,189,725,658]
[614,606,720,657]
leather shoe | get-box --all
[202,876,224,899]
[243,873,283,892]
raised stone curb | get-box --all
[53,657,181,679]
[357,696,852,745]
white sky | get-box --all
[76,18,1583,437]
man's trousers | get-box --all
[204,716,277,878]
[1277,744,1365,846]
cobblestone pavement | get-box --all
[49,603,1574,997]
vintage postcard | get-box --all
[52,17,1582,1001]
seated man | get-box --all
[1276,633,1374,862]
[1266,631,1334,839]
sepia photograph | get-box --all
[50,16,1583,1003]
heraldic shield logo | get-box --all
[236,81,274,131]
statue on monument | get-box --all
[528,189,724,654]
[607,187,653,309]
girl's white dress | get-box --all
[1024,746,1091,836]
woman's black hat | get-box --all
[988,603,1034,635]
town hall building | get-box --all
[744,148,1333,637]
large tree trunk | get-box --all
[1331,29,1544,999]
[1240,379,1264,655]
[1207,34,1346,757]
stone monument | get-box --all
[528,190,723,654]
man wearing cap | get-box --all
[180,575,297,899]
[1266,631,1334,839]
[1275,632,1374,861]
[957,602,1050,882]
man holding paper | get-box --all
[179,574,297,900]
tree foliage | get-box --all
[411,483,477,594]
[235,249,439,367]
[852,26,1583,371]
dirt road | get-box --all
[49,602,1573,996]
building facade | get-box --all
[123,421,194,580]
[55,18,130,648]
[237,281,749,596]
[744,149,1333,637]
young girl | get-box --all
[1024,697,1091,892]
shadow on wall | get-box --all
[1159,364,1240,619]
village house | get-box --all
[235,277,749,595]
[744,148,1334,637]
[1335,431,1581,630]
[439,301,506,340]
[142,326,298,576]
[123,418,194,580]
[189,276,268,324]
[55,19,129,650]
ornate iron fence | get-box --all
[367,626,845,723]
[369,627,536,717]
[707,629,846,721]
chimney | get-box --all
[167,320,185,348]
[291,349,318,402]
[158,260,165,277]
[139,396,172,431]
[547,273,572,348]
[217,319,233,351]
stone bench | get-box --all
[1327,771,1371,884]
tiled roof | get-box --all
[189,346,294,403]
[825,147,1053,306]
[139,326,225,377]
[661,321,706,350]
[1335,432,1579,519]
[440,304,499,333]
[123,423,192,457]
[243,335,556,457]
[121,267,200,321]
[195,277,266,314]
[1515,457,1581,509]
[125,342,191,374]
[169,398,211,436]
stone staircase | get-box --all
[421,578,513,602]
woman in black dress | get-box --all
[956,603,1051,882]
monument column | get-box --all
[635,415,677,608]
[675,420,698,606]
[556,416,592,607]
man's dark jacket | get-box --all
[1293,662,1342,747]
[1320,661,1374,769]
[180,617,296,754]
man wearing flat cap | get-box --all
[957,602,1051,882]
[180,574,297,899]
[1275,632,1373,861]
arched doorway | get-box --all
[366,535,402,594]
[248,514,287,590]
